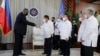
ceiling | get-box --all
[81,0,100,5]
[92,0,100,5]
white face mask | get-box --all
[63,18,66,21]
[79,18,82,22]
[84,15,87,18]
[57,19,60,21]
[43,19,46,22]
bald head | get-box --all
[23,8,28,16]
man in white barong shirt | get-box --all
[59,14,72,56]
[78,9,98,56]
[41,15,54,56]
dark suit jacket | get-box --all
[14,12,36,35]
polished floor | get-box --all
[0,48,99,56]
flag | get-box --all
[0,0,12,35]
[59,0,65,16]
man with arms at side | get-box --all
[78,9,98,56]
[78,13,87,56]
[13,8,36,56]
[59,14,72,56]
[53,17,61,50]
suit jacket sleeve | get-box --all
[22,16,36,26]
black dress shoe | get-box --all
[46,54,51,56]
[19,53,26,55]
[63,55,67,56]
[59,52,63,55]
[42,53,46,54]
[13,55,19,56]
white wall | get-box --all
[1,0,61,43]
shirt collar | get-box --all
[87,15,94,21]
[64,20,69,22]
[45,20,51,23]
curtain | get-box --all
[1,0,61,43]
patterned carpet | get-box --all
[0,48,99,56]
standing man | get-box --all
[78,14,87,42]
[59,14,72,56]
[13,8,36,56]
[78,9,98,56]
[77,14,87,56]
[53,18,61,50]
[41,15,54,56]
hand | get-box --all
[51,34,53,37]
[65,38,68,41]
[80,38,84,42]
[55,25,58,29]
[36,25,40,28]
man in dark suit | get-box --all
[13,8,36,56]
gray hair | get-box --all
[87,9,94,15]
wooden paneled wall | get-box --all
[64,0,76,15]
[76,2,100,13]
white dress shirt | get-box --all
[59,20,72,40]
[41,20,54,38]
[81,15,98,47]
[57,20,63,32]
[54,21,60,35]
[78,19,87,42]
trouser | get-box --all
[81,44,94,56]
[60,40,70,56]
[97,35,100,51]
[13,32,24,55]
[53,35,60,50]
[44,38,52,56]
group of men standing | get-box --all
[41,14,72,56]
[13,8,99,56]
[53,14,72,56]
[42,9,99,56]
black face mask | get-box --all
[60,17,63,20]
[52,20,55,22]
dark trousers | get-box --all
[60,40,70,56]
[13,32,24,55]
[53,35,60,50]
[97,35,100,51]
[44,38,52,56]
[81,44,94,56]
